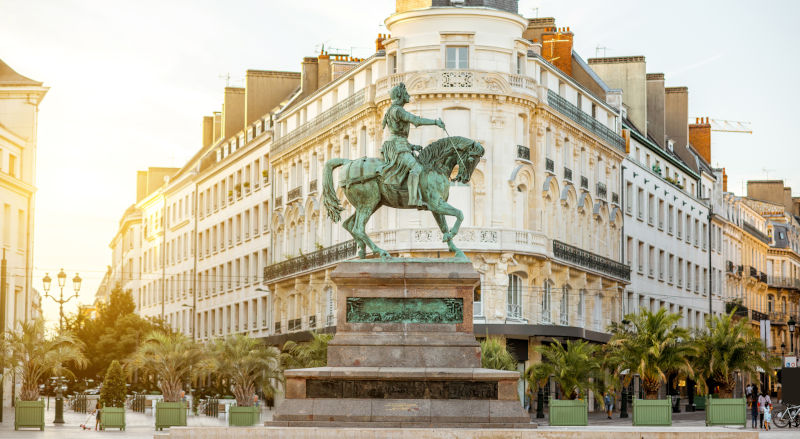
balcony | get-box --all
[552,240,630,281]
[507,303,522,320]
[545,158,554,172]
[288,186,302,201]
[580,176,588,190]
[547,89,626,152]
[751,310,768,322]
[726,260,735,274]
[309,179,318,193]
[517,145,530,161]
[759,272,767,284]
[563,167,572,181]
[596,183,607,200]
[749,266,758,279]
[769,312,787,325]
[263,239,357,282]
[611,192,619,204]
[725,301,748,318]
[767,275,800,290]
[275,195,282,207]
[272,89,366,156]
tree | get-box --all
[480,337,517,371]
[211,334,281,406]
[693,310,777,398]
[100,360,127,408]
[281,332,332,369]
[4,319,87,401]
[127,331,207,402]
[525,339,602,400]
[607,308,696,399]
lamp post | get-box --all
[42,269,81,425]
[789,316,796,355]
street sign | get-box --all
[786,356,798,368]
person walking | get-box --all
[94,401,102,431]
[763,403,772,431]
[758,390,767,428]
[603,392,613,419]
[750,386,759,429]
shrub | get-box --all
[100,360,127,408]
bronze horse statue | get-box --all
[322,136,484,259]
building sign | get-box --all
[785,356,798,368]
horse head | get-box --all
[452,138,484,184]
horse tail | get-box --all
[322,158,348,223]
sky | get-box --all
[1,0,798,323]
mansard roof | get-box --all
[0,58,42,86]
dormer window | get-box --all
[446,46,468,69]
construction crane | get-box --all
[709,118,752,134]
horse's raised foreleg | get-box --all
[432,212,461,255]
[428,200,465,258]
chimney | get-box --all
[689,116,712,163]
[136,170,148,202]
[376,33,387,52]
[646,73,665,148]
[664,86,688,149]
[722,168,728,192]
[588,56,647,133]
[222,87,246,139]
[541,26,574,76]
[202,116,214,148]
[245,70,301,125]
[212,111,222,142]
[301,57,319,98]
[318,51,332,89]
[523,17,556,43]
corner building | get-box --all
[110,0,630,402]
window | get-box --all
[388,53,397,74]
[625,181,633,214]
[577,289,586,326]
[560,286,570,325]
[668,205,674,233]
[507,274,522,319]
[542,281,552,323]
[445,46,468,69]
[637,189,644,220]
[474,275,484,317]
[8,154,16,178]
[516,53,525,74]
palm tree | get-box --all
[281,332,332,369]
[693,310,777,398]
[211,334,281,406]
[480,337,518,371]
[127,331,207,402]
[3,319,87,401]
[607,308,696,399]
[525,339,602,399]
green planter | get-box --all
[229,405,260,426]
[706,396,746,426]
[548,399,587,426]
[100,406,126,431]
[14,399,45,430]
[155,401,187,430]
[633,398,672,426]
[694,396,706,410]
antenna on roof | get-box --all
[530,8,539,18]
[219,73,231,87]
[762,168,775,179]
[595,46,608,57]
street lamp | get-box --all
[41,268,81,425]
[789,316,796,355]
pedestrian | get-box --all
[750,386,759,429]
[763,403,772,431]
[758,390,767,428]
[603,391,613,419]
[94,401,102,431]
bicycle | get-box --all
[773,403,800,428]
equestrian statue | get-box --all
[322,82,485,259]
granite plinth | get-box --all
[274,260,530,428]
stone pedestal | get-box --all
[270,260,532,428]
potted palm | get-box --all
[127,331,207,430]
[479,337,518,371]
[525,339,601,426]
[280,332,332,369]
[4,319,86,431]
[694,310,775,426]
[211,334,281,426]
[99,360,127,430]
[607,308,696,426]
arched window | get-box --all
[507,274,523,319]
[542,281,552,324]
[577,289,586,327]
[560,286,570,325]
[768,294,775,313]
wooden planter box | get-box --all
[100,406,126,431]
[633,398,672,426]
[548,399,587,426]
[155,401,187,430]
[14,399,45,430]
[229,405,260,426]
[706,396,746,426]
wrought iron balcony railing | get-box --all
[263,239,357,282]
[517,145,530,161]
[545,158,554,172]
[275,195,282,207]
[751,310,768,322]
[725,301,748,318]
[308,179,318,193]
[288,186,302,201]
[553,240,630,281]
[749,266,758,279]
[726,260,735,273]
[563,167,572,181]
[580,176,588,190]
[759,272,767,283]
[547,89,626,152]
[767,275,800,290]
[611,192,619,204]
[596,182,607,200]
